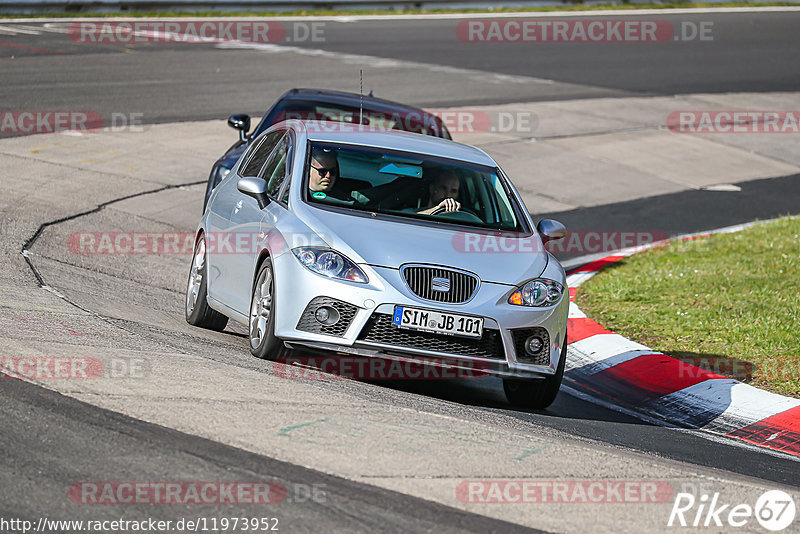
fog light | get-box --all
[525,336,544,355]
[314,306,340,326]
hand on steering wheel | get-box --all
[430,198,460,215]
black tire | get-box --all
[249,258,289,360]
[503,331,567,409]
[185,237,228,331]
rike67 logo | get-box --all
[668,490,796,531]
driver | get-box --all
[308,148,352,203]
[418,168,461,215]
[309,148,339,194]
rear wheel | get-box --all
[249,258,288,360]
[185,237,228,331]
[503,332,567,409]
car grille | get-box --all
[357,313,505,360]
[296,297,359,337]
[511,327,550,365]
[401,265,479,304]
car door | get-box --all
[226,131,294,314]
[209,130,284,311]
[257,130,295,265]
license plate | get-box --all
[392,306,484,338]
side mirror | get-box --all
[237,177,270,210]
[228,114,251,142]
[537,219,567,244]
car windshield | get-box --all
[304,142,524,232]
[263,100,450,139]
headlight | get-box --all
[508,279,563,307]
[292,247,368,283]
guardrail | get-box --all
[1,0,548,15]
[3,0,798,14]
[4,0,788,15]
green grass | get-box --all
[576,216,800,398]
[2,2,798,18]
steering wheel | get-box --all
[429,206,483,224]
[431,205,479,217]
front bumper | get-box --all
[271,255,568,380]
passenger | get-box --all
[418,168,461,215]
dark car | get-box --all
[202,88,452,211]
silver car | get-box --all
[186,120,569,408]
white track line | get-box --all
[39,24,72,34]
[216,41,557,86]
[3,8,800,23]
[0,24,41,35]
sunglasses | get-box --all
[311,165,337,176]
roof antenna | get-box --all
[359,69,364,126]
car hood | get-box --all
[220,143,247,169]
[299,206,548,285]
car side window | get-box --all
[260,133,292,198]
[239,131,284,178]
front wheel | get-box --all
[249,258,288,360]
[503,332,567,409]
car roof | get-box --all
[287,120,495,167]
[280,88,439,117]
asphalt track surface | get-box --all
[0,378,541,534]
[549,172,800,240]
[1,10,800,533]
[1,12,799,126]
